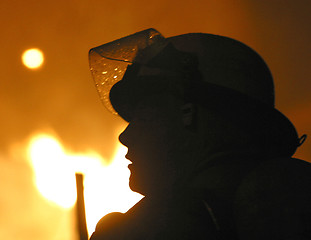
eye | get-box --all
[133,106,156,122]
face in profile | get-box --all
[118,94,186,196]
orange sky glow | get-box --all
[0,0,310,239]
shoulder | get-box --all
[89,199,159,240]
[89,212,127,240]
[234,157,311,239]
[94,212,125,233]
[89,200,143,239]
[90,196,216,239]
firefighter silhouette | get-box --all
[89,29,311,239]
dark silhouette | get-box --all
[88,29,311,239]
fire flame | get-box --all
[27,133,142,235]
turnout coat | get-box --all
[90,155,311,240]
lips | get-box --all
[125,152,133,169]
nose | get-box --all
[118,124,130,147]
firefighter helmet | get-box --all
[89,28,300,156]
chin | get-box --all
[129,183,144,195]
[129,176,142,193]
[129,177,151,196]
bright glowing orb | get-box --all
[22,48,44,69]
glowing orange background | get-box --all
[0,0,310,239]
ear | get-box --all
[180,103,196,128]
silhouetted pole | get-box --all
[75,173,88,240]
